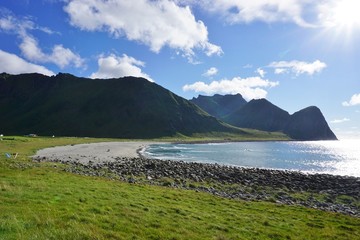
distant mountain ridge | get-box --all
[0,73,246,138]
[190,94,337,140]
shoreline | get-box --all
[34,141,160,164]
[140,140,359,178]
[171,139,295,144]
[33,142,360,217]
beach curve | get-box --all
[33,141,159,164]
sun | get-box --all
[332,0,360,28]
[323,0,360,30]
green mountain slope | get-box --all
[0,73,246,138]
[190,94,247,119]
[224,98,291,132]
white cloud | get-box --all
[0,10,84,69]
[19,34,84,69]
[19,34,46,60]
[202,67,218,77]
[0,9,59,35]
[342,94,360,107]
[50,45,84,69]
[190,1,358,29]
[256,68,266,78]
[331,118,350,124]
[64,0,222,61]
[0,15,17,31]
[90,54,153,81]
[195,0,315,27]
[0,10,32,34]
[268,60,327,76]
[274,68,287,74]
[317,0,360,29]
[0,49,54,76]
[183,76,279,100]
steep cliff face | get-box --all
[190,94,247,119]
[190,94,337,141]
[284,106,337,140]
[0,73,242,138]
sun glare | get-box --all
[327,0,360,30]
[318,0,360,43]
[333,0,360,27]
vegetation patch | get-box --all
[0,136,359,239]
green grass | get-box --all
[0,136,359,239]
[156,129,290,142]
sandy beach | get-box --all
[34,141,157,164]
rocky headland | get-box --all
[191,95,337,141]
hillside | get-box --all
[191,94,337,141]
[190,94,247,119]
[0,73,246,138]
[225,99,290,132]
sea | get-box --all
[143,140,360,177]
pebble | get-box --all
[33,155,360,217]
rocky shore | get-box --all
[33,153,360,217]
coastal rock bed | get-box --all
[33,155,360,217]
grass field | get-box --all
[1,136,359,239]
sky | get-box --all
[1,0,359,139]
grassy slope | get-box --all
[157,129,290,142]
[1,137,359,240]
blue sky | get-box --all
[1,0,359,139]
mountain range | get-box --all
[0,73,336,140]
[190,95,337,140]
[0,73,245,138]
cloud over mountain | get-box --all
[183,76,279,100]
[0,9,84,69]
[90,54,152,81]
[20,36,84,69]
[0,49,54,76]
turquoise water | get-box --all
[143,140,360,177]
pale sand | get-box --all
[33,141,160,164]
